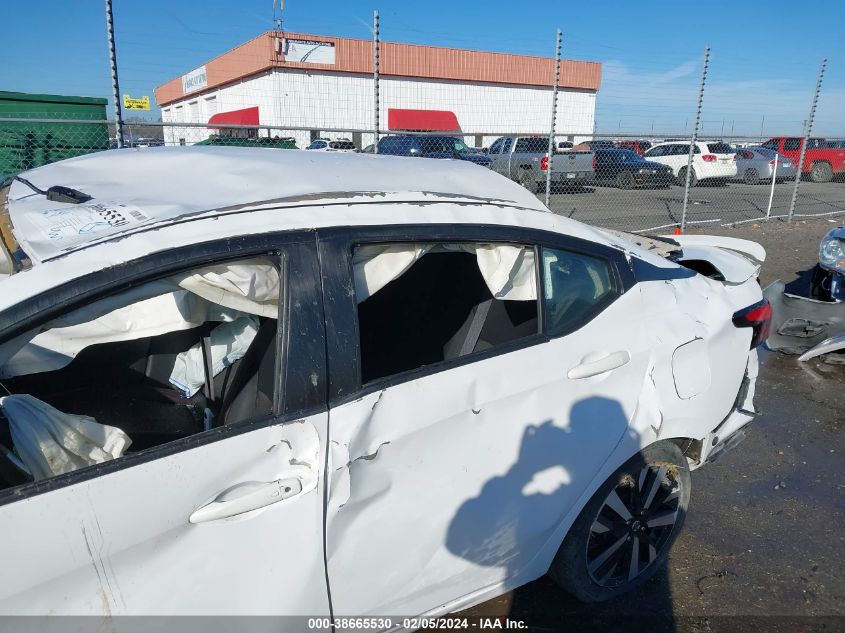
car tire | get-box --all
[616,171,635,189]
[744,168,759,185]
[810,162,833,183]
[677,167,697,188]
[548,441,691,603]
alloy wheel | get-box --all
[586,464,682,587]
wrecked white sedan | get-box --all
[0,148,769,619]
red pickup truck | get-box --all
[762,137,845,183]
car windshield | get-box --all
[706,142,735,154]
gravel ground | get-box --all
[541,179,845,232]
[462,217,845,632]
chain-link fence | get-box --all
[2,11,844,235]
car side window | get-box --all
[353,242,539,383]
[643,146,661,158]
[542,247,618,338]
[783,138,801,151]
[0,256,287,495]
[489,138,503,155]
[501,137,513,154]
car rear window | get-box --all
[514,138,549,153]
[706,143,735,154]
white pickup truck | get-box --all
[487,135,594,192]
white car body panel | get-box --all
[0,149,765,620]
[325,289,653,619]
[0,412,330,615]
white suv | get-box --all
[643,141,737,186]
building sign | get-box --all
[182,66,208,94]
[284,38,335,65]
[122,95,150,111]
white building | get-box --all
[155,31,601,149]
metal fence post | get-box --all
[372,10,380,154]
[105,0,124,148]
[544,29,562,208]
[680,46,709,233]
[787,58,826,223]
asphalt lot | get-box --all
[541,179,845,232]
[462,219,845,632]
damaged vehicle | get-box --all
[0,147,767,620]
[764,226,845,362]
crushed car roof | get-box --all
[6,147,547,264]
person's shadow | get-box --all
[445,396,677,633]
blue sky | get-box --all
[2,0,843,136]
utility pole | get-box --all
[544,29,562,207]
[105,0,124,148]
[680,46,710,233]
[788,58,826,223]
[373,10,380,153]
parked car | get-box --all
[811,226,845,303]
[1,148,767,616]
[615,140,652,156]
[377,134,492,167]
[593,148,673,188]
[734,147,796,184]
[195,135,298,149]
[642,141,737,186]
[538,150,595,190]
[306,139,357,152]
[487,135,553,189]
[761,137,845,183]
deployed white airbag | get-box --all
[169,316,260,397]
[353,243,537,302]
[0,394,131,481]
[0,263,280,379]
[172,259,280,318]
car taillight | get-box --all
[733,299,772,349]
[702,154,717,162]
[769,159,776,166]
[732,154,738,161]
[540,156,549,171]
[592,154,597,170]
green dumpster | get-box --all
[0,91,109,183]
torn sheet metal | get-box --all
[797,332,845,362]
[661,234,767,266]
[763,280,845,355]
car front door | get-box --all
[318,225,653,621]
[0,237,330,617]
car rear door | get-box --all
[0,236,331,617]
[318,224,653,622]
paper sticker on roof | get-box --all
[13,201,151,263]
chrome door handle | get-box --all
[568,350,631,380]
